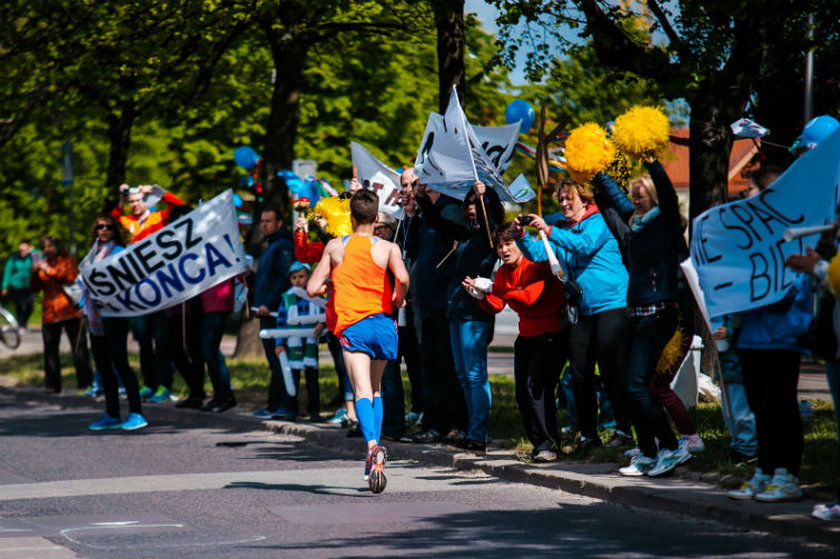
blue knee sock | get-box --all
[355,398,377,444]
[373,396,383,443]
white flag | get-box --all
[80,190,248,317]
[350,141,405,219]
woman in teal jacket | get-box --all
[516,178,632,454]
[2,240,36,330]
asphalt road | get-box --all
[0,394,831,559]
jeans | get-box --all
[261,316,292,410]
[514,331,567,452]
[130,311,172,391]
[202,311,232,400]
[419,313,467,434]
[722,381,757,456]
[625,309,679,458]
[42,317,92,392]
[740,349,803,475]
[566,308,630,439]
[381,359,405,439]
[449,319,492,442]
[90,317,142,417]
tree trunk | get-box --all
[233,313,264,360]
[261,31,310,221]
[431,0,466,112]
[687,98,737,226]
[104,102,136,210]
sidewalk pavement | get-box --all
[1,385,837,550]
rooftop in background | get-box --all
[661,129,758,199]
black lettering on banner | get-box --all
[369,181,385,194]
[205,243,232,277]
[134,278,162,307]
[749,252,771,301]
[133,239,164,275]
[758,189,805,225]
[384,189,401,207]
[178,253,205,284]
[719,207,754,250]
[483,143,505,168]
[124,250,146,281]
[747,199,796,236]
[729,205,763,245]
[88,268,116,296]
[114,287,143,312]
[156,229,183,259]
[155,263,185,298]
[105,258,139,291]
[174,218,203,249]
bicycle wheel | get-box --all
[0,306,21,349]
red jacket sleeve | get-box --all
[504,279,547,312]
[477,292,505,314]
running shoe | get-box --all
[368,445,388,494]
[88,414,122,431]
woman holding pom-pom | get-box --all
[594,156,692,478]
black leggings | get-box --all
[514,332,568,452]
[566,308,630,439]
[42,318,92,392]
[739,349,803,475]
[90,317,142,418]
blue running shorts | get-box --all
[339,313,398,360]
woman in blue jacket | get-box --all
[517,178,632,454]
[594,160,690,477]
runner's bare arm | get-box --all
[388,242,409,308]
[307,240,336,297]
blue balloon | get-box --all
[801,115,840,147]
[233,146,260,169]
[505,100,536,134]
[232,193,243,208]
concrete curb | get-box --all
[4,386,838,550]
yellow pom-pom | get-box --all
[564,123,615,183]
[828,253,840,297]
[612,105,671,160]
[314,197,352,238]
[655,327,685,375]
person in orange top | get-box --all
[111,184,185,243]
[463,222,568,463]
[307,189,409,494]
[30,236,93,394]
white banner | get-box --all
[80,189,248,317]
[350,141,405,220]
[416,88,535,203]
[689,129,840,319]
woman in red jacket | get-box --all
[30,236,93,393]
[463,222,568,462]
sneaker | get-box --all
[624,446,642,458]
[619,454,656,477]
[411,429,443,444]
[726,468,771,500]
[754,468,803,502]
[175,397,204,409]
[121,413,148,431]
[444,429,466,444]
[88,414,122,431]
[811,503,840,521]
[148,386,172,403]
[532,449,558,463]
[253,407,277,419]
[404,411,421,426]
[139,386,154,399]
[271,408,295,421]
[680,433,705,453]
[368,445,388,494]
[84,385,103,398]
[604,430,635,448]
[576,436,602,457]
[328,408,348,424]
[729,450,757,467]
[648,440,692,477]
[210,396,237,413]
[449,438,487,456]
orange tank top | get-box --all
[332,235,392,335]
